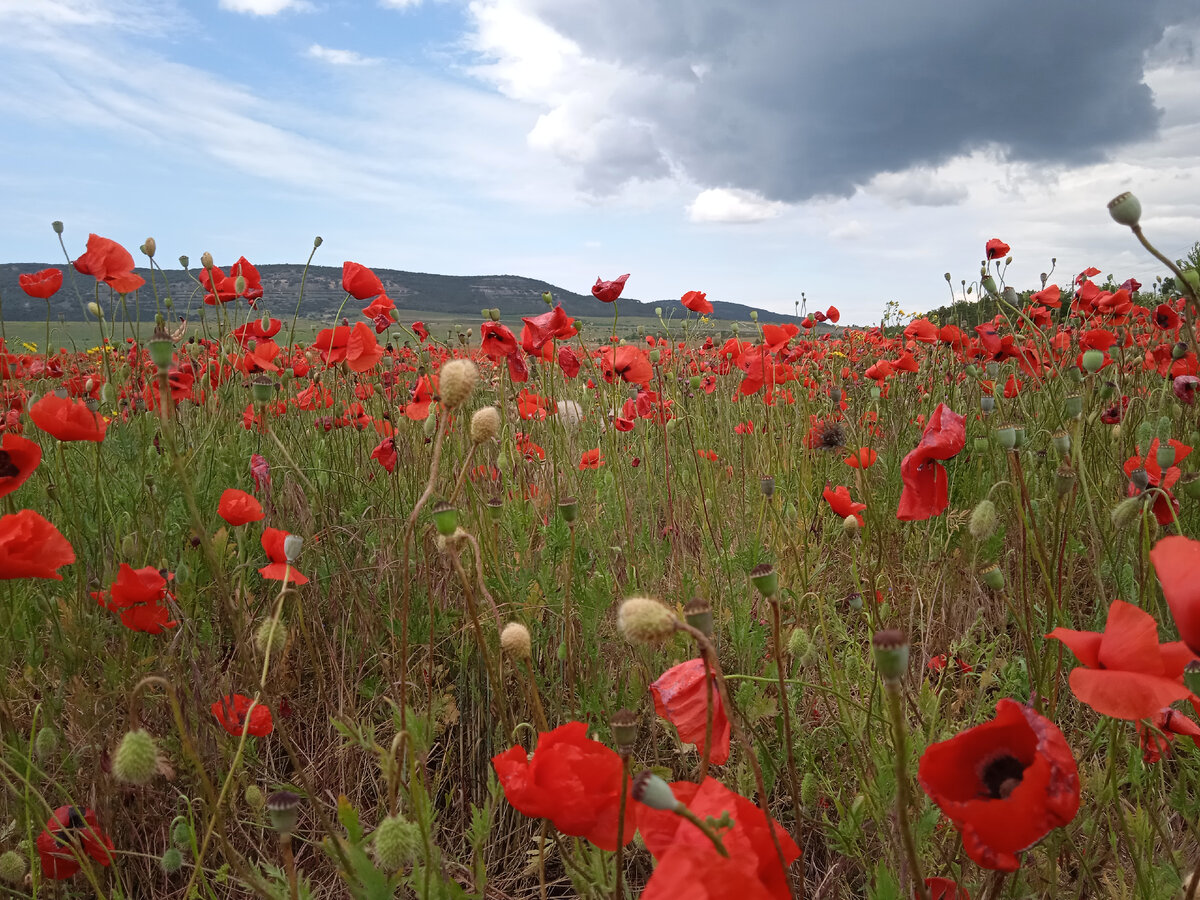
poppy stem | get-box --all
[884,680,929,900]
[673,804,730,858]
[770,597,806,869]
[698,649,713,784]
[614,755,630,900]
[675,620,797,899]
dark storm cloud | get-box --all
[518,0,1199,202]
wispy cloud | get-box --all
[688,188,785,224]
[217,0,309,15]
[306,44,380,66]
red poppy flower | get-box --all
[403,375,436,421]
[342,261,384,300]
[371,436,397,473]
[1030,284,1061,308]
[492,721,635,850]
[825,305,840,324]
[650,658,730,765]
[985,239,1011,261]
[579,448,605,470]
[636,776,799,899]
[345,321,384,373]
[92,564,179,634]
[897,403,965,521]
[823,484,866,526]
[681,290,713,314]
[211,693,274,736]
[1123,438,1187,526]
[904,319,939,343]
[592,273,630,303]
[37,806,115,879]
[73,234,145,293]
[1100,395,1129,424]
[599,345,652,385]
[516,389,551,421]
[258,527,309,585]
[29,392,108,442]
[481,322,518,360]
[251,453,271,493]
[313,325,351,366]
[19,268,63,300]
[522,306,578,352]
[0,509,75,580]
[1174,375,1199,405]
[844,447,877,469]
[1046,599,1196,721]
[925,877,970,899]
[558,345,581,378]
[1137,706,1200,764]
[0,432,41,498]
[218,488,264,526]
[1152,535,1200,655]
[918,699,1079,871]
[361,293,395,321]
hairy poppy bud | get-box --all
[1107,191,1141,227]
[51,220,64,234]
[438,359,478,410]
[981,275,997,296]
[788,626,815,666]
[617,597,677,645]
[244,785,266,812]
[842,514,860,538]
[313,236,323,247]
[0,849,26,885]
[179,254,189,269]
[373,815,421,870]
[632,771,680,811]
[113,729,159,784]
[944,272,952,282]
[87,301,104,319]
[800,772,818,807]
[200,251,214,270]
[282,534,303,562]
[142,237,156,258]
[160,847,183,874]
[34,726,58,760]
[470,406,500,444]
[969,499,997,540]
[1111,496,1145,530]
[872,629,909,683]
[255,619,287,656]
[500,622,532,659]
[172,819,194,849]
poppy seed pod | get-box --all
[611,709,638,752]
[750,562,779,597]
[617,597,677,645]
[500,622,532,659]
[1184,661,1200,696]
[431,502,458,537]
[470,406,500,444]
[631,770,680,812]
[438,359,478,410]
[266,791,303,835]
[486,497,503,521]
[1107,191,1142,227]
[1054,464,1077,498]
[995,424,1017,451]
[282,534,303,562]
[51,220,64,234]
[683,597,713,637]
[981,564,1005,591]
[871,629,909,683]
[1064,394,1083,419]
[112,729,158,785]
[1052,431,1070,455]
[557,496,579,523]
[980,395,995,414]
[760,476,775,497]
[1081,349,1105,374]
[250,377,274,405]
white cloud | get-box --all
[688,188,785,224]
[306,44,379,66]
[830,219,868,240]
[218,0,305,16]
[379,0,422,8]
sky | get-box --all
[1,0,1199,324]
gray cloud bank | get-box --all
[473,0,1200,202]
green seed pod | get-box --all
[373,815,422,871]
[994,424,1017,450]
[1107,191,1141,227]
[969,499,998,540]
[750,563,779,598]
[1064,393,1082,419]
[683,598,713,637]
[631,771,680,811]
[981,564,1005,591]
[871,629,910,683]
[1052,431,1070,455]
[113,729,159,784]
[1081,348,1105,374]
[160,847,184,874]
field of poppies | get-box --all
[1,195,1200,899]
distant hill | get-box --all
[0,263,808,327]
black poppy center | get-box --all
[818,422,845,450]
[0,451,18,479]
[980,753,1026,799]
